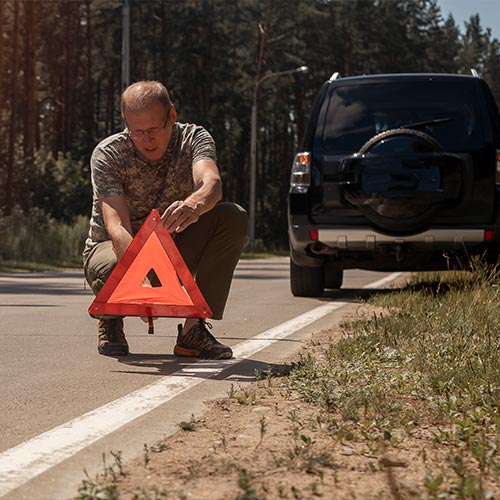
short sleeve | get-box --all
[91,146,125,200]
[191,126,217,165]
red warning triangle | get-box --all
[88,209,212,319]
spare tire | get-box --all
[339,128,463,234]
[358,128,443,155]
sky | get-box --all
[437,0,500,40]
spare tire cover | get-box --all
[339,128,462,234]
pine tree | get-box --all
[460,14,489,75]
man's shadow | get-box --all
[112,352,292,384]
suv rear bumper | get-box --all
[289,219,500,270]
[318,228,484,247]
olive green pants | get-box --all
[83,202,248,320]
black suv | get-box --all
[288,71,500,296]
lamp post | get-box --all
[248,65,308,249]
[121,0,130,91]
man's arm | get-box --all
[102,194,156,321]
[161,159,222,234]
[100,195,134,260]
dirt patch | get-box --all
[88,306,498,500]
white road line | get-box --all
[0,272,401,496]
[362,272,403,290]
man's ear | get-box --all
[170,105,178,123]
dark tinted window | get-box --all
[319,81,485,154]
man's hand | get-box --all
[161,200,200,234]
[161,159,221,234]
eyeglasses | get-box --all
[128,117,169,139]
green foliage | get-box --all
[0,207,88,265]
[28,151,92,223]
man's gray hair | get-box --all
[121,81,172,117]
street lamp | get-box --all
[121,0,130,91]
[248,65,309,249]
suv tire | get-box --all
[325,269,344,289]
[290,261,324,297]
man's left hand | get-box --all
[161,200,199,234]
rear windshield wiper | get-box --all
[400,117,455,129]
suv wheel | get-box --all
[325,269,344,289]
[290,261,325,297]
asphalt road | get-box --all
[0,258,402,499]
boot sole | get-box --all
[174,345,232,359]
[98,343,129,356]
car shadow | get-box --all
[320,285,403,303]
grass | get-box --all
[76,452,125,500]
[0,210,88,270]
[284,257,500,497]
[0,259,82,272]
[177,415,198,432]
[240,249,289,260]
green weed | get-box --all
[177,414,197,432]
[75,451,126,499]
[75,474,119,500]
[283,258,499,496]
[235,468,265,500]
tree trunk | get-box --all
[63,1,74,152]
[0,1,5,187]
[0,1,4,128]
[106,63,115,135]
[23,0,37,161]
[84,0,95,147]
[252,22,267,228]
[6,0,20,215]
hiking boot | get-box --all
[174,320,233,359]
[97,318,129,356]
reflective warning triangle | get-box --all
[88,209,212,319]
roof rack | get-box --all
[329,72,341,81]
[471,69,480,78]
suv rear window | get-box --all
[319,81,485,154]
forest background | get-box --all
[1,0,500,265]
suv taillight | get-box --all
[496,150,500,186]
[290,152,311,193]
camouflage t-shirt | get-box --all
[83,122,217,260]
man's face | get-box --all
[125,101,176,161]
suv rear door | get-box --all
[310,76,498,233]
